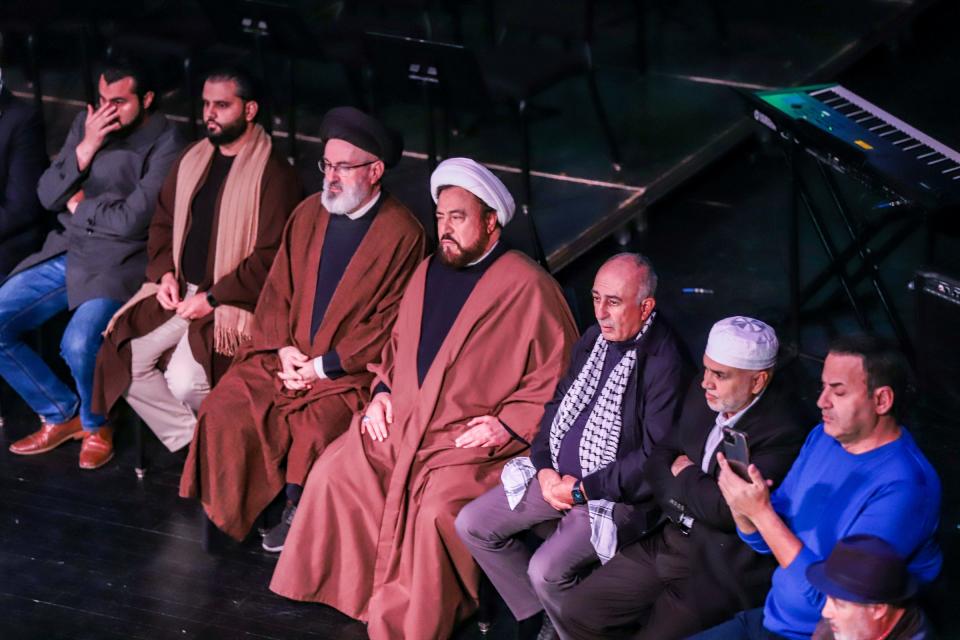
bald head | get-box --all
[592,253,658,342]
[598,253,658,302]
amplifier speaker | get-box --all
[912,270,960,416]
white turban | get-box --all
[705,316,779,371]
[430,157,516,227]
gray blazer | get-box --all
[12,109,183,308]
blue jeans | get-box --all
[687,608,789,640]
[0,255,122,430]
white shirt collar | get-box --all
[343,190,381,220]
[716,387,766,429]
[700,386,767,474]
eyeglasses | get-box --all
[318,159,378,175]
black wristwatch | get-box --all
[571,484,587,505]
[205,291,220,308]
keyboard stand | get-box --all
[784,144,920,362]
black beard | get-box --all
[437,232,490,269]
[206,117,248,146]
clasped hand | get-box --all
[453,415,511,448]
[537,468,581,511]
[156,273,214,319]
[276,345,318,391]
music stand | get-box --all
[364,32,487,171]
[364,31,548,267]
[201,0,332,160]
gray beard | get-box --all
[322,181,370,215]
[706,394,748,415]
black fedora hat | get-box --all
[806,534,918,605]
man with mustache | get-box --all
[4,58,182,467]
[557,317,807,639]
[693,336,942,640]
[179,106,425,551]
[88,68,301,468]
[455,253,689,640]
[269,157,579,640]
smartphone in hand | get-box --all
[721,427,751,481]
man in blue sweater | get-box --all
[692,335,941,640]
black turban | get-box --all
[319,106,403,168]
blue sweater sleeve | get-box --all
[769,475,942,616]
[738,527,771,554]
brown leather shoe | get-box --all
[79,426,114,470]
[9,416,84,455]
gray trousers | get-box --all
[456,479,628,638]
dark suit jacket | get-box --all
[0,88,46,277]
[13,110,183,308]
[530,316,691,542]
[645,376,809,621]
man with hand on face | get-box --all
[558,317,807,639]
[455,253,689,640]
[692,335,941,640]
[269,157,579,640]
[179,106,424,551]
[89,68,300,466]
[4,59,182,467]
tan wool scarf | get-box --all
[105,124,272,356]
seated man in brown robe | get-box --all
[179,106,426,550]
[90,68,301,465]
[269,157,580,640]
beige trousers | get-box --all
[125,284,210,452]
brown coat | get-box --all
[91,145,301,416]
[269,250,579,640]
[178,193,425,541]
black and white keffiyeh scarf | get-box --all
[501,313,655,563]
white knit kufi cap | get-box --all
[430,157,516,227]
[705,316,779,371]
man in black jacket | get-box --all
[0,74,46,277]
[455,253,690,640]
[558,316,808,639]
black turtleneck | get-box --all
[308,193,383,377]
[416,241,509,385]
[182,149,233,284]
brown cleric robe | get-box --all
[178,192,425,541]
[269,249,579,640]
[91,144,301,416]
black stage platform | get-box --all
[1,0,958,638]
[2,0,943,270]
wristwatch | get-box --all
[205,291,220,308]
[571,484,587,505]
